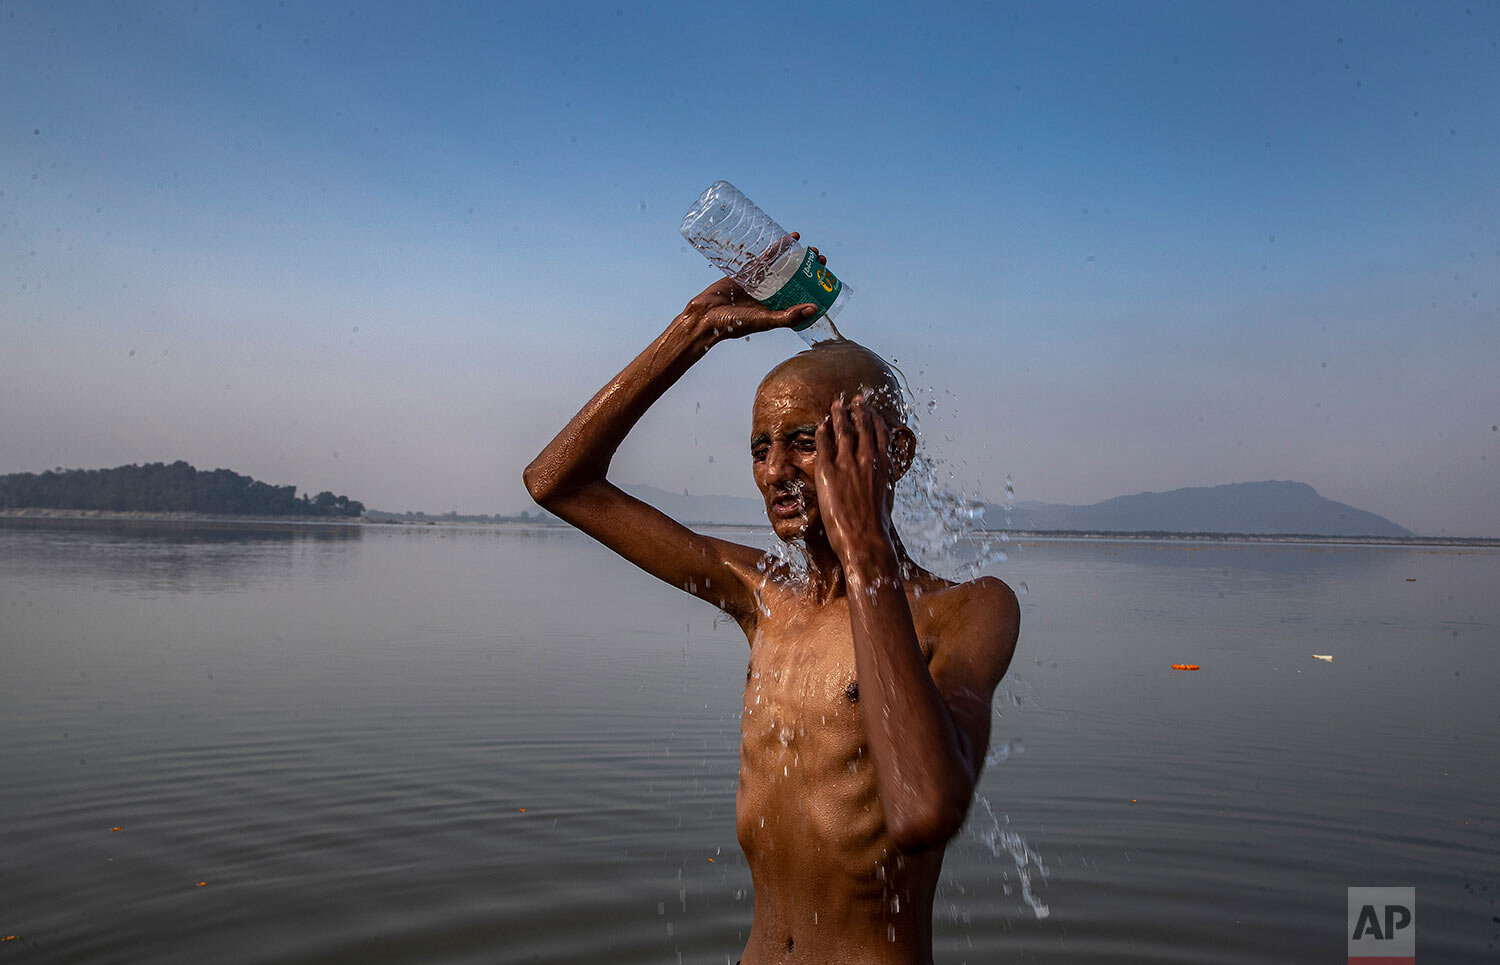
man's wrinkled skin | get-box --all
[524,244,1019,964]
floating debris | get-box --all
[1171,664,1200,671]
[1312,654,1333,662]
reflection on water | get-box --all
[0,517,363,594]
[1,521,1496,963]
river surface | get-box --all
[1,518,1496,963]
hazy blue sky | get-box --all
[3,1,1496,535]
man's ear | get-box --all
[889,426,916,479]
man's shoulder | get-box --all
[920,575,1020,668]
[921,574,1018,623]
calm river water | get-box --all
[1,518,1495,963]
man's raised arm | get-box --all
[523,275,820,624]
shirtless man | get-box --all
[524,251,1019,964]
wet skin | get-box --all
[525,257,1019,964]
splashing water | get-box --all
[887,365,1054,925]
[753,536,809,614]
[890,360,1010,580]
[984,736,1025,767]
[891,448,1006,580]
[970,793,1050,920]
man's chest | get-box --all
[743,599,938,733]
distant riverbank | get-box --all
[0,508,361,526]
[4,509,1495,548]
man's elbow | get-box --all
[522,460,558,507]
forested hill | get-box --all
[0,462,365,518]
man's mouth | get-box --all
[770,491,805,518]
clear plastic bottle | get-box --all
[680,180,848,345]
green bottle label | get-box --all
[760,247,843,329]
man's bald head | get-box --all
[756,340,909,429]
[749,339,917,537]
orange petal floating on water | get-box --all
[1171,664,1200,671]
[2,936,19,942]
[195,881,207,887]
[110,826,122,831]
[707,857,714,862]
[518,808,526,812]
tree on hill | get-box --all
[0,461,365,518]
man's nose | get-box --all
[765,443,799,484]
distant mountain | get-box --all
[618,479,1411,538]
[989,481,1411,537]
[621,484,769,526]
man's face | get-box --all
[749,371,840,542]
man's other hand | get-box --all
[814,393,899,570]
